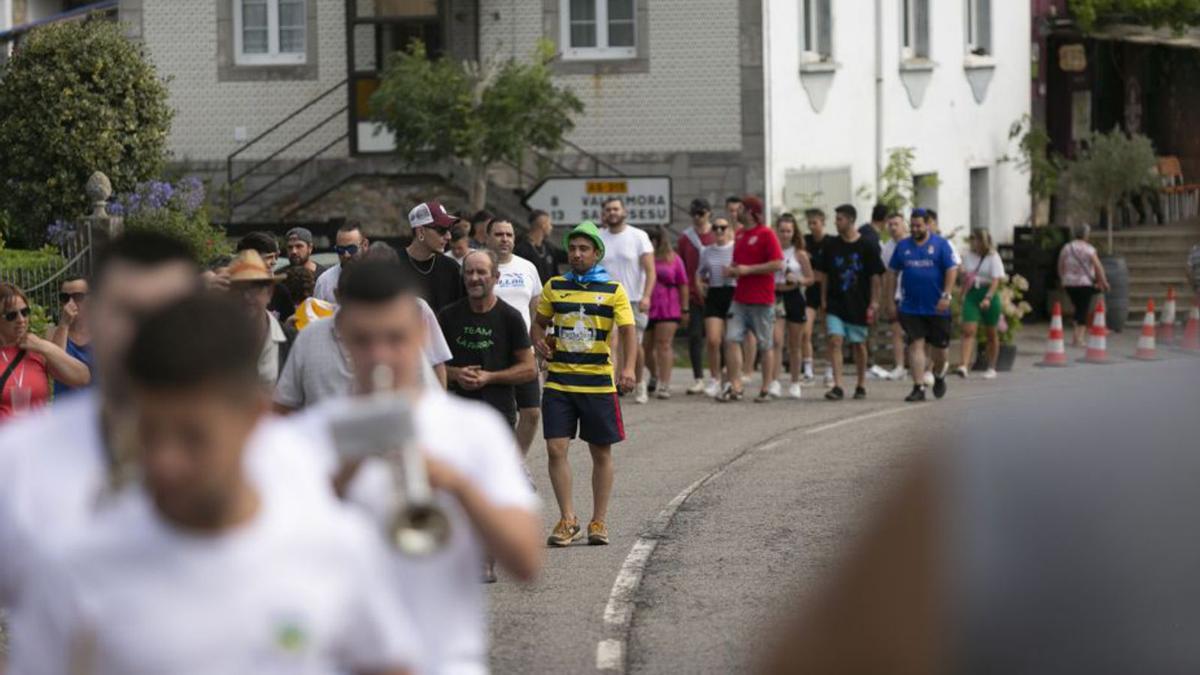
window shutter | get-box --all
[817,0,832,57]
[978,0,991,53]
[915,0,930,58]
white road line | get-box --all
[595,640,624,671]
[804,405,910,435]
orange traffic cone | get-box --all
[1158,286,1177,345]
[1132,300,1159,360]
[1083,299,1110,364]
[1181,298,1200,353]
[1037,301,1070,367]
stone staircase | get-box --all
[1110,220,1200,322]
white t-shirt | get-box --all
[598,225,654,305]
[0,393,336,610]
[299,389,539,675]
[495,255,542,329]
[775,245,803,286]
[10,479,420,674]
[961,250,1008,288]
[312,264,341,304]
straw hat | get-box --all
[227,250,284,283]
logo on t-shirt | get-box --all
[749,235,759,246]
[558,306,597,353]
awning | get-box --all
[0,0,118,44]
[1090,23,1200,50]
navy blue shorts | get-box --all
[514,378,541,408]
[542,388,625,446]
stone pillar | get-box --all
[81,171,124,271]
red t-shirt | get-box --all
[0,346,50,420]
[732,224,783,305]
[677,227,717,304]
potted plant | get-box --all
[972,274,1033,372]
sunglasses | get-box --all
[334,245,360,257]
[4,307,31,322]
[59,292,88,305]
[428,226,451,237]
[713,226,730,232]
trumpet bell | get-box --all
[391,504,452,556]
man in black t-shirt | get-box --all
[513,209,565,285]
[817,204,884,401]
[438,249,537,427]
[402,200,467,312]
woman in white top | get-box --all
[1057,224,1110,347]
[957,229,1008,379]
[767,214,814,399]
[696,218,736,397]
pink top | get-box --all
[1059,240,1098,288]
[0,346,50,420]
[649,254,689,321]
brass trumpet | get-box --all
[329,365,450,556]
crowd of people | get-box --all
[0,190,1035,673]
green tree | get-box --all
[1069,0,1200,32]
[1064,129,1158,253]
[370,40,584,212]
[0,18,173,246]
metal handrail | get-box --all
[228,78,349,163]
[229,106,348,186]
[232,133,349,218]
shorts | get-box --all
[542,388,625,446]
[646,317,680,329]
[704,287,735,319]
[826,313,869,344]
[725,301,775,351]
[515,377,541,408]
[899,313,952,349]
[775,289,808,324]
[962,286,1002,327]
[1065,285,1097,326]
[805,283,823,311]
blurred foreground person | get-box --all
[301,260,541,675]
[0,233,197,611]
[762,360,1200,675]
[11,294,419,675]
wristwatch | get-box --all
[940,292,952,301]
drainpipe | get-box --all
[762,0,774,214]
[874,0,884,201]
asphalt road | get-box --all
[487,330,1197,674]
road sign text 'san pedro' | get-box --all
[523,176,673,226]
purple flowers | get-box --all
[111,177,207,218]
[46,219,77,246]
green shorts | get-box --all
[962,286,1002,327]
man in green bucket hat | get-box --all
[531,221,636,547]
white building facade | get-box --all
[764,0,1031,242]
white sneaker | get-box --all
[686,379,706,395]
[923,371,935,387]
[953,366,968,379]
[888,366,907,381]
[787,382,803,399]
[767,380,783,398]
[655,387,672,399]
[823,368,834,388]
[635,382,649,404]
[802,362,815,382]
[868,365,890,380]
[982,368,998,380]
[703,378,720,398]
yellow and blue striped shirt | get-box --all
[536,277,635,394]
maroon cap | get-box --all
[408,200,456,228]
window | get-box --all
[560,0,636,61]
[800,0,832,64]
[970,167,990,230]
[901,0,930,61]
[965,0,991,56]
[234,0,306,65]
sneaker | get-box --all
[788,382,803,399]
[823,368,834,388]
[868,365,891,380]
[802,371,815,384]
[655,387,672,400]
[703,379,721,398]
[982,368,998,380]
[853,386,867,400]
[634,381,649,404]
[647,377,658,394]
[767,380,783,398]
[716,384,743,403]
[802,363,815,382]
[587,520,609,546]
[905,386,926,403]
[754,390,772,403]
[888,366,907,381]
[923,371,935,387]
[824,386,844,401]
[933,376,947,399]
[953,366,968,379]
[686,379,706,395]
[547,518,582,547]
